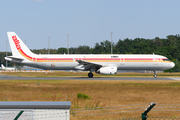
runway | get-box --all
[0,75,179,80]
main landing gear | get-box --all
[88,72,93,78]
[153,70,157,78]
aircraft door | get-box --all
[154,58,159,65]
[120,58,125,65]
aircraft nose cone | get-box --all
[171,62,175,68]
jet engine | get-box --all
[96,67,117,75]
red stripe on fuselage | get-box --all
[17,47,163,62]
[19,49,162,62]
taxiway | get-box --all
[0,75,179,80]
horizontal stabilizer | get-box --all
[5,56,24,61]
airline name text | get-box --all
[12,35,21,50]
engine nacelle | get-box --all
[96,67,117,75]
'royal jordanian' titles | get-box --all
[5,32,175,78]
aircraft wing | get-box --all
[76,60,102,70]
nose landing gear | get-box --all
[153,71,157,78]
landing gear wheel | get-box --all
[154,75,157,78]
[88,73,93,78]
[153,70,157,78]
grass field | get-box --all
[1,71,180,77]
[0,79,180,119]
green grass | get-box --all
[77,93,91,99]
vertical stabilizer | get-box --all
[7,32,36,59]
[1,64,5,69]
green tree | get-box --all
[57,48,67,54]
[75,45,91,54]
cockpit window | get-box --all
[163,59,170,61]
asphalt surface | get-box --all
[0,74,179,80]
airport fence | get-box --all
[0,101,71,120]
[0,110,69,120]
[0,103,180,119]
[70,103,180,119]
[0,110,180,120]
[117,117,180,120]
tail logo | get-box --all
[12,35,21,50]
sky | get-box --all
[1,0,180,52]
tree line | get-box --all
[1,34,180,72]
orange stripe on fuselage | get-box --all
[18,49,171,63]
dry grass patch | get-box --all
[0,80,179,119]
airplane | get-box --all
[5,32,175,78]
[1,64,15,71]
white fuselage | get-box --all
[5,54,175,71]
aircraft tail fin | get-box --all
[1,64,5,69]
[7,32,36,59]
